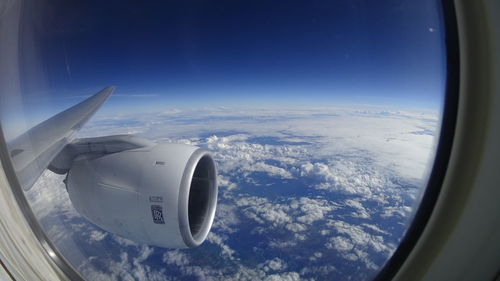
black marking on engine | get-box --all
[151,205,165,224]
[10,149,23,157]
[155,161,166,165]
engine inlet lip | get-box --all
[178,148,218,248]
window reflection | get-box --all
[1,0,446,280]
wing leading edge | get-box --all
[7,86,115,191]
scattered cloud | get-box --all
[89,230,108,242]
[25,105,438,280]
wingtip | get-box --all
[105,85,117,92]
[96,86,116,98]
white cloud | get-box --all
[286,223,307,232]
[83,105,437,198]
[362,223,389,235]
[89,230,108,242]
[300,265,336,276]
[236,196,337,233]
[26,171,77,220]
[24,105,439,281]
[323,219,395,269]
[345,199,370,219]
[381,205,413,219]
[328,220,389,252]
[162,250,190,266]
[326,236,354,252]
[77,251,169,281]
[300,160,395,200]
[218,175,238,190]
[236,196,293,227]
[263,272,300,281]
[258,257,288,272]
[294,197,338,224]
[207,232,236,259]
[308,252,323,262]
[212,204,240,234]
[268,240,298,248]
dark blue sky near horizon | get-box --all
[21,0,446,115]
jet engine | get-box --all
[50,135,218,248]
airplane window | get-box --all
[0,0,451,280]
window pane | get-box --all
[0,0,447,280]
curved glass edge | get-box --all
[372,0,460,280]
[0,124,84,280]
[0,0,79,278]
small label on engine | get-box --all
[149,196,163,203]
[151,205,165,224]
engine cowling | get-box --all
[65,143,218,248]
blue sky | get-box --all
[20,0,446,116]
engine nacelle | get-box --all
[65,142,217,248]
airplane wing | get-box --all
[7,86,115,191]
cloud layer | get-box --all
[26,105,438,280]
